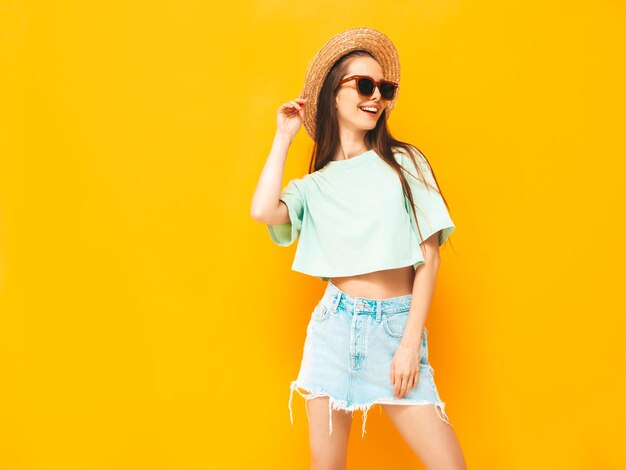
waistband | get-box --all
[320,280,413,316]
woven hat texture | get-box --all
[299,27,401,140]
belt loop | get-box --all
[332,291,341,313]
[376,300,382,322]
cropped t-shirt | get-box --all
[266,147,455,281]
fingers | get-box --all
[390,351,421,398]
[401,375,410,397]
[394,375,407,398]
[284,100,305,110]
[279,98,308,114]
[393,371,419,398]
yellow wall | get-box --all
[1,1,624,468]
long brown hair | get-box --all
[307,50,454,248]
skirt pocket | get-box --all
[311,303,330,322]
[382,312,429,365]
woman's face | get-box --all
[335,56,386,134]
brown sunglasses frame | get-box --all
[336,75,398,100]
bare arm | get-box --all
[389,232,442,397]
[250,98,307,224]
[250,131,293,224]
[401,233,441,348]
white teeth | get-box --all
[360,106,377,113]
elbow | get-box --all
[421,250,440,270]
[250,206,266,223]
[415,254,440,274]
[424,255,440,270]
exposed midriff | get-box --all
[328,265,416,299]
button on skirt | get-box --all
[288,280,453,438]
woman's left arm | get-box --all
[389,233,440,398]
[402,233,441,347]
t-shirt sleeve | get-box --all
[266,178,306,246]
[397,150,455,246]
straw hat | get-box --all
[299,27,401,140]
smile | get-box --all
[359,106,378,117]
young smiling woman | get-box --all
[251,28,467,470]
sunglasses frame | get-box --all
[336,75,398,101]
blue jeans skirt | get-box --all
[288,280,453,438]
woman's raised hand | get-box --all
[276,97,307,138]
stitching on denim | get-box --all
[332,291,341,313]
[326,281,412,315]
[312,303,330,322]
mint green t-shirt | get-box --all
[267,147,455,281]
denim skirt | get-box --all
[288,280,453,438]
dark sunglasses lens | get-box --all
[357,78,375,96]
[380,82,396,100]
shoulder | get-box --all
[284,171,318,196]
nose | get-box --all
[370,85,382,101]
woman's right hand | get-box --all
[276,97,307,139]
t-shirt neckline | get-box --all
[327,149,376,167]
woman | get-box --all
[251,28,467,469]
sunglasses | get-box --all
[337,75,398,101]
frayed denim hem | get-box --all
[288,380,452,439]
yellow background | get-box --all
[1,0,625,468]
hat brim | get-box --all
[299,27,401,140]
